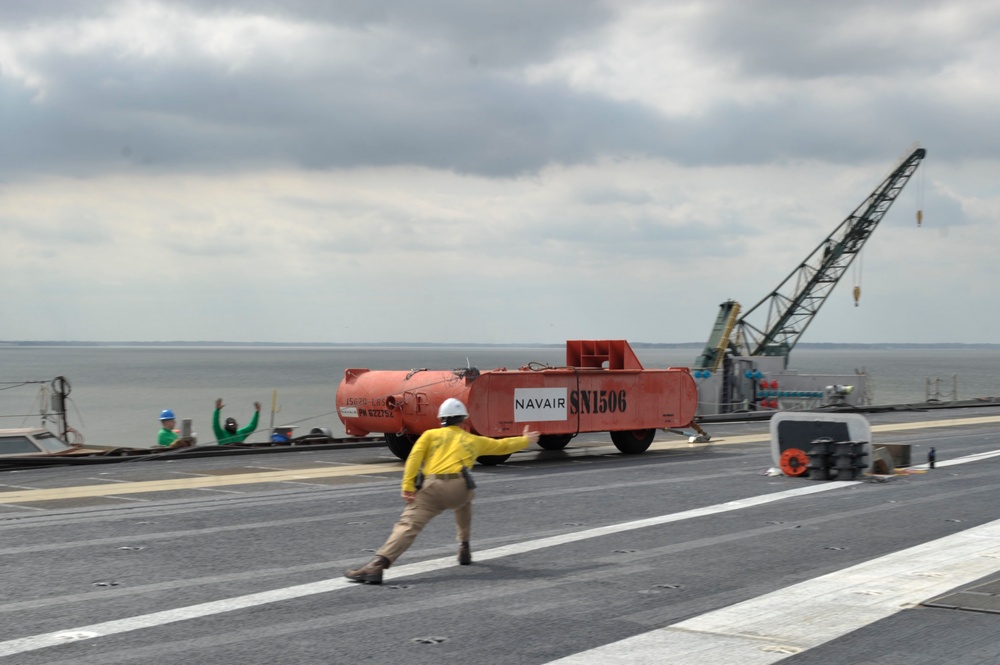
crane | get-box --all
[695,145,926,371]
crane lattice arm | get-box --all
[729,145,926,362]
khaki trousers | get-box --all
[377,477,474,564]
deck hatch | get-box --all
[923,577,1000,614]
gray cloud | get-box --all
[1,1,998,344]
[0,1,660,178]
[690,0,998,79]
[3,0,998,180]
[0,1,108,24]
[576,185,654,206]
[169,0,617,67]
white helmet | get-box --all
[438,398,469,419]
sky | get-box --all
[1,0,998,345]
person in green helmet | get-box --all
[212,398,261,445]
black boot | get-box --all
[345,555,390,584]
[458,542,472,565]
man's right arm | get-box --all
[401,431,432,493]
[212,408,225,441]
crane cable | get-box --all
[856,149,926,306]
[916,158,926,227]
[852,248,863,307]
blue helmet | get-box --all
[159,409,176,421]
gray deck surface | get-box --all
[0,405,998,664]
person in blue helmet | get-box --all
[157,409,193,447]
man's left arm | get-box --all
[239,404,261,437]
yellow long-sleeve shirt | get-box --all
[401,425,531,492]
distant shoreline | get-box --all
[1,341,999,350]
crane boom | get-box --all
[728,145,926,362]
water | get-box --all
[1,346,998,448]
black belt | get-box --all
[426,473,463,480]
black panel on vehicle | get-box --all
[776,420,851,452]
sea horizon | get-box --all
[2,345,998,447]
[2,340,999,350]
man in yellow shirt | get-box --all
[346,398,539,584]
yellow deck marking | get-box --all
[652,414,1000,450]
[0,462,402,504]
[1,414,997,505]
[870,414,1000,432]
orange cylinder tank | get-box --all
[336,341,699,455]
[336,367,474,437]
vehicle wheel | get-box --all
[385,432,416,460]
[537,434,573,450]
[610,429,656,454]
[476,454,511,466]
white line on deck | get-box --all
[4,443,998,659]
[910,448,1000,469]
[99,495,150,502]
[545,517,1000,665]
[0,482,856,658]
[541,448,1000,664]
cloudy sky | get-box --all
[1,0,997,345]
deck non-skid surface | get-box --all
[2,413,996,505]
[1,406,999,664]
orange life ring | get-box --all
[780,448,809,477]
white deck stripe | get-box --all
[5,447,999,659]
[910,448,1000,469]
[0,482,854,658]
[548,518,1000,662]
